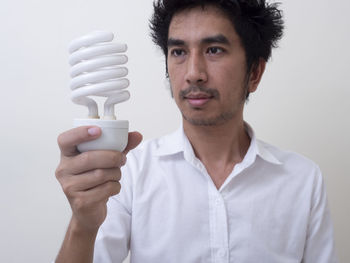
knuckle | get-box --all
[62,182,74,197]
[57,133,65,148]
[106,168,121,182]
[115,169,122,181]
[55,164,65,179]
[110,181,121,196]
[93,169,105,181]
[109,153,119,167]
[107,152,120,167]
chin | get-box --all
[183,113,234,127]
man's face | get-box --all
[167,5,256,126]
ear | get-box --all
[247,58,266,94]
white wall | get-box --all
[0,0,348,262]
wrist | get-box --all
[55,216,98,263]
[69,216,99,239]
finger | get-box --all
[64,150,125,174]
[58,126,101,157]
[123,131,143,154]
[62,168,121,194]
[79,181,121,203]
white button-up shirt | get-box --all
[94,125,337,263]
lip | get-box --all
[184,93,213,107]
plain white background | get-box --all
[0,0,348,262]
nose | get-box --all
[185,52,208,85]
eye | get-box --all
[207,47,224,55]
[170,49,186,57]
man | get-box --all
[55,0,337,262]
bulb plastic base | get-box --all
[74,118,129,152]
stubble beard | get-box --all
[182,109,236,126]
[168,73,250,127]
[180,83,248,127]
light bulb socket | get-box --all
[74,118,129,152]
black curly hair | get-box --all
[150,0,284,81]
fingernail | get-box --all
[88,127,100,136]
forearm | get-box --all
[55,217,98,263]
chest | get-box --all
[129,161,310,263]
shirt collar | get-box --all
[153,123,189,157]
[154,122,282,165]
[244,123,282,165]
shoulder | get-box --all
[257,139,323,181]
[259,139,319,167]
[256,139,326,203]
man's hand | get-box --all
[55,126,142,232]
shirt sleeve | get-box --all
[302,167,338,263]
[93,153,136,263]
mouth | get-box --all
[184,93,214,107]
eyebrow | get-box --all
[167,38,185,47]
[167,34,230,47]
[202,34,230,45]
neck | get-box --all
[183,116,251,188]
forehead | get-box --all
[168,5,238,42]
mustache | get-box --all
[179,86,220,99]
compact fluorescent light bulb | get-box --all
[68,31,130,152]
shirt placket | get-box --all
[208,184,229,263]
[185,152,230,263]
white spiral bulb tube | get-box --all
[68,31,130,152]
[69,31,130,119]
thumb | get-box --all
[123,131,143,154]
[58,126,102,157]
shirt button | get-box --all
[218,249,226,257]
